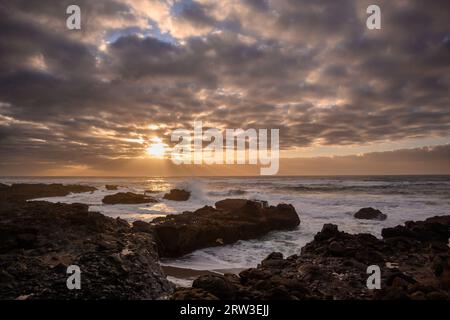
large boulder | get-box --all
[0,201,173,299]
[163,189,191,201]
[354,207,387,221]
[0,183,97,202]
[152,199,300,257]
[102,192,158,205]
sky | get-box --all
[0,0,449,176]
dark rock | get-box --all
[260,252,287,268]
[265,286,292,300]
[354,207,387,221]
[239,268,273,283]
[387,272,417,288]
[0,184,97,202]
[215,199,248,211]
[265,252,284,260]
[382,215,450,242]
[116,218,130,228]
[102,192,158,205]
[314,224,341,241]
[192,275,237,300]
[163,189,191,201]
[215,199,268,211]
[152,200,300,257]
[0,270,15,282]
[52,263,68,274]
[105,185,119,190]
[328,241,345,256]
[132,221,154,234]
[0,201,173,299]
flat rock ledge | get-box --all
[163,189,191,201]
[151,199,300,258]
[102,192,158,205]
[0,201,173,300]
[173,216,450,300]
[0,183,97,202]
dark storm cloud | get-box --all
[108,35,217,85]
[0,0,449,173]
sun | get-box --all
[145,137,168,158]
[146,142,166,158]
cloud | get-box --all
[279,144,450,175]
[0,0,449,174]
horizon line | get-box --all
[1,174,450,179]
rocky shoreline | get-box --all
[173,217,450,300]
[0,183,97,202]
[0,200,173,299]
[0,183,449,300]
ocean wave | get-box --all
[280,183,450,196]
[207,189,247,197]
[173,179,207,201]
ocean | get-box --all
[1,176,450,272]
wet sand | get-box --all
[162,265,246,287]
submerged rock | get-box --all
[0,201,173,299]
[173,215,450,300]
[102,192,158,205]
[0,183,97,202]
[354,207,387,221]
[163,189,191,201]
[152,199,300,258]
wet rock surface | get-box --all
[382,216,450,242]
[105,185,119,191]
[0,184,96,202]
[102,192,158,205]
[0,201,173,299]
[215,198,268,211]
[354,207,387,221]
[163,189,191,201]
[173,216,450,300]
[152,199,300,258]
